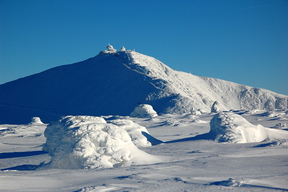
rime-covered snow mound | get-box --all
[108,118,152,147]
[130,104,158,118]
[209,112,288,143]
[209,112,268,143]
[28,117,44,125]
[42,116,160,169]
[211,101,221,113]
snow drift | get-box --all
[209,112,288,143]
[130,104,158,118]
[0,45,287,124]
[42,115,160,169]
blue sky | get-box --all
[1,0,287,95]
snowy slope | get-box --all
[118,50,287,113]
[0,46,287,124]
[0,52,158,123]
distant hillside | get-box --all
[0,45,287,123]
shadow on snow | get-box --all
[1,164,42,171]
[0,150,48,171]
[141,131,163,145]
[0,150,47,159]
[164,132,212,144]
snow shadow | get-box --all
[1,164,41,171]
[209,178,288,191]
[141,131,163,145]
[253,142,275,148]
[0,150,47,159]
[165,133,212,143]
[252,139,288,148]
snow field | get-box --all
[0,118,46,138]
[42,110,288,170]
[1,111,288,191]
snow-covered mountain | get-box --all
[0,45,287,124]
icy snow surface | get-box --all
[1,110,288,191]
[0,48,288,124]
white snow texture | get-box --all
[130,104,158,118]
[42,115,159,169]
[210,111,288,143]
[29,117,44,125]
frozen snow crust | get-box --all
[210,111,288,143]
[43,115,160,169]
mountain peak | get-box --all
[0,47,287,123]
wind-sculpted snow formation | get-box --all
[28,117,44,125]
[42,115,160,169]
[130,104,158,118]
[0,45,287,124]
[209,111,288,143]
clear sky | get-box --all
[1,0,288,95]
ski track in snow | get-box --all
[0,111,288,192]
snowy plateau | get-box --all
[0,45,288,191]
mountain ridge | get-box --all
[0,46,287,123]
[114,50,287,112]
